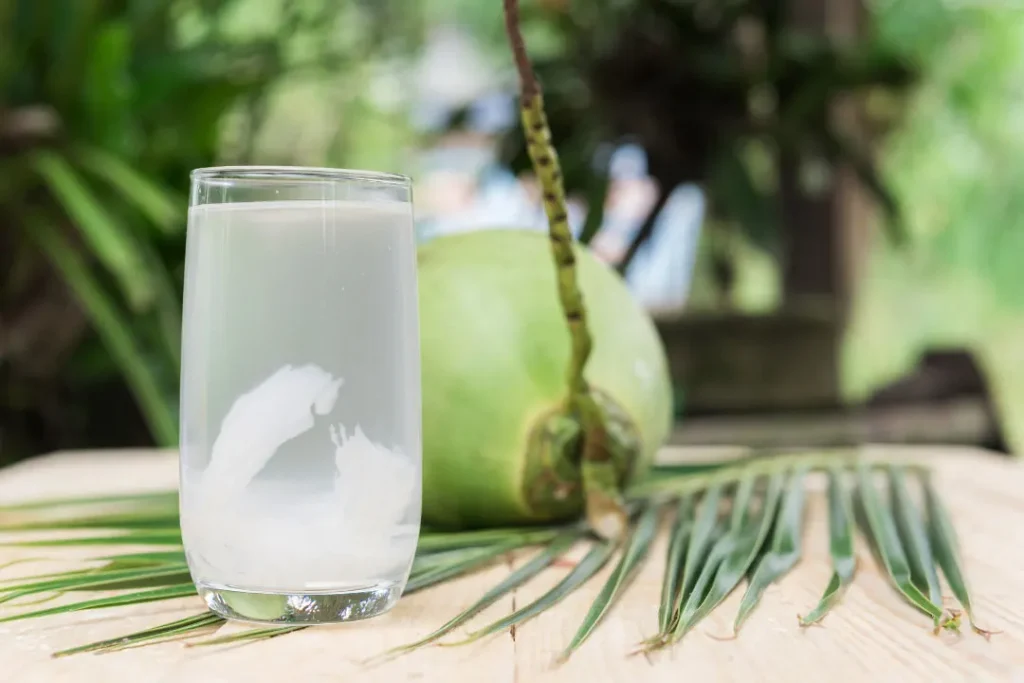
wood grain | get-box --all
[1,446,1023,682]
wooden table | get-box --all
[1,446,1023,682]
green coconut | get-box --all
[418,228,673,529]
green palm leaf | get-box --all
[799,466,856,626]
[0,584,197,625]
[54,612,223,657]
[856,463,945,629]
[656,494,693,634]
[74,146,183,234]
[22,216,177,446]
[889,466,943,607]
[0,564,190,603]
[383,531,581,659]
[406,535,556,594]
[187,625,304,648]
[0,491,178,512]
[733,466,809,631]
[922,474,996,637]
[450,539,618,645]
[653,482,723,641]
[560,504,660,659]
[0,455,990,660]
[4,529,183,547]
[30,150,156,310]
[689,471,788,637]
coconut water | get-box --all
[179,199,421,607]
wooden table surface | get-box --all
[1,446,1023,682]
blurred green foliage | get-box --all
[0,0,413,459]
[5,0,1024,458]
[488,0,917,273]
[845,0,1024,452]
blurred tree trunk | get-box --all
[781,0,873,318]
[778,0,875,406]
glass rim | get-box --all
[190,165,411,187]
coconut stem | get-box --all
[502,0,626,540]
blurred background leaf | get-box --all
[4,0,1024,461]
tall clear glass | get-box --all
[179,167,421,624]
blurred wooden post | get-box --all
[777,0,873,402]
[659,0,877,415]
[782,0,873,319]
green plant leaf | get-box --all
[452,539,618,645]
[0,452,993,659]
[856,463,944,628]
[799,466,856,626]
[889,466,942,606]
[0,564,189,603]
[188,625,304,648]
[686,470,787,636]
[23,216,177,446]
[129,229,182,370]
[75,146,183,234]
[637,484,726,648]
[923,474,994,637]
[578,162,610,245]
[97,551,189,568]
[671,483,724,624]
[819,127,906,246]
[666,474,769,640]
[664,476,766,641]
[384,532,580,658]
[0,512,180,531]
[0,491,178,512]
[30,150,155,310]
[734,466,809,632]
[416,528,563,553]
[405,537,546,595]
[4,529,182,547]
[0,584,198,624]
[561,504,660,659]
[54,612,223,657]
[657,495,693,635]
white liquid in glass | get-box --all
[179,199,421,597]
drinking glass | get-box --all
[179,167,421,624]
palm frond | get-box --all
[22,215,178,446]
[0,511,178,532]
[922,474,997,637]
[54,612,223,657]
[733,466,808,632]
[855,463,946,630]
[0,491,178,512]
[0,584,197,625]
[656,494,692,634]
[415,527,566,553]
[657,481,724,640]
[889,466,943,607]
[4,529,182,547]
[798,466,855,626]
[0,454,991,661]
[0,564,189,604]
[382,531,580,659]
[685,472,783,637]
[448,540,618,646]
[560,504,660,660]
[30,150,156,311]
[186,625,303,648]
[74,146,183,235]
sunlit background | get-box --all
[3,0,1024,462]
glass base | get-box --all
[197,581,402,625]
